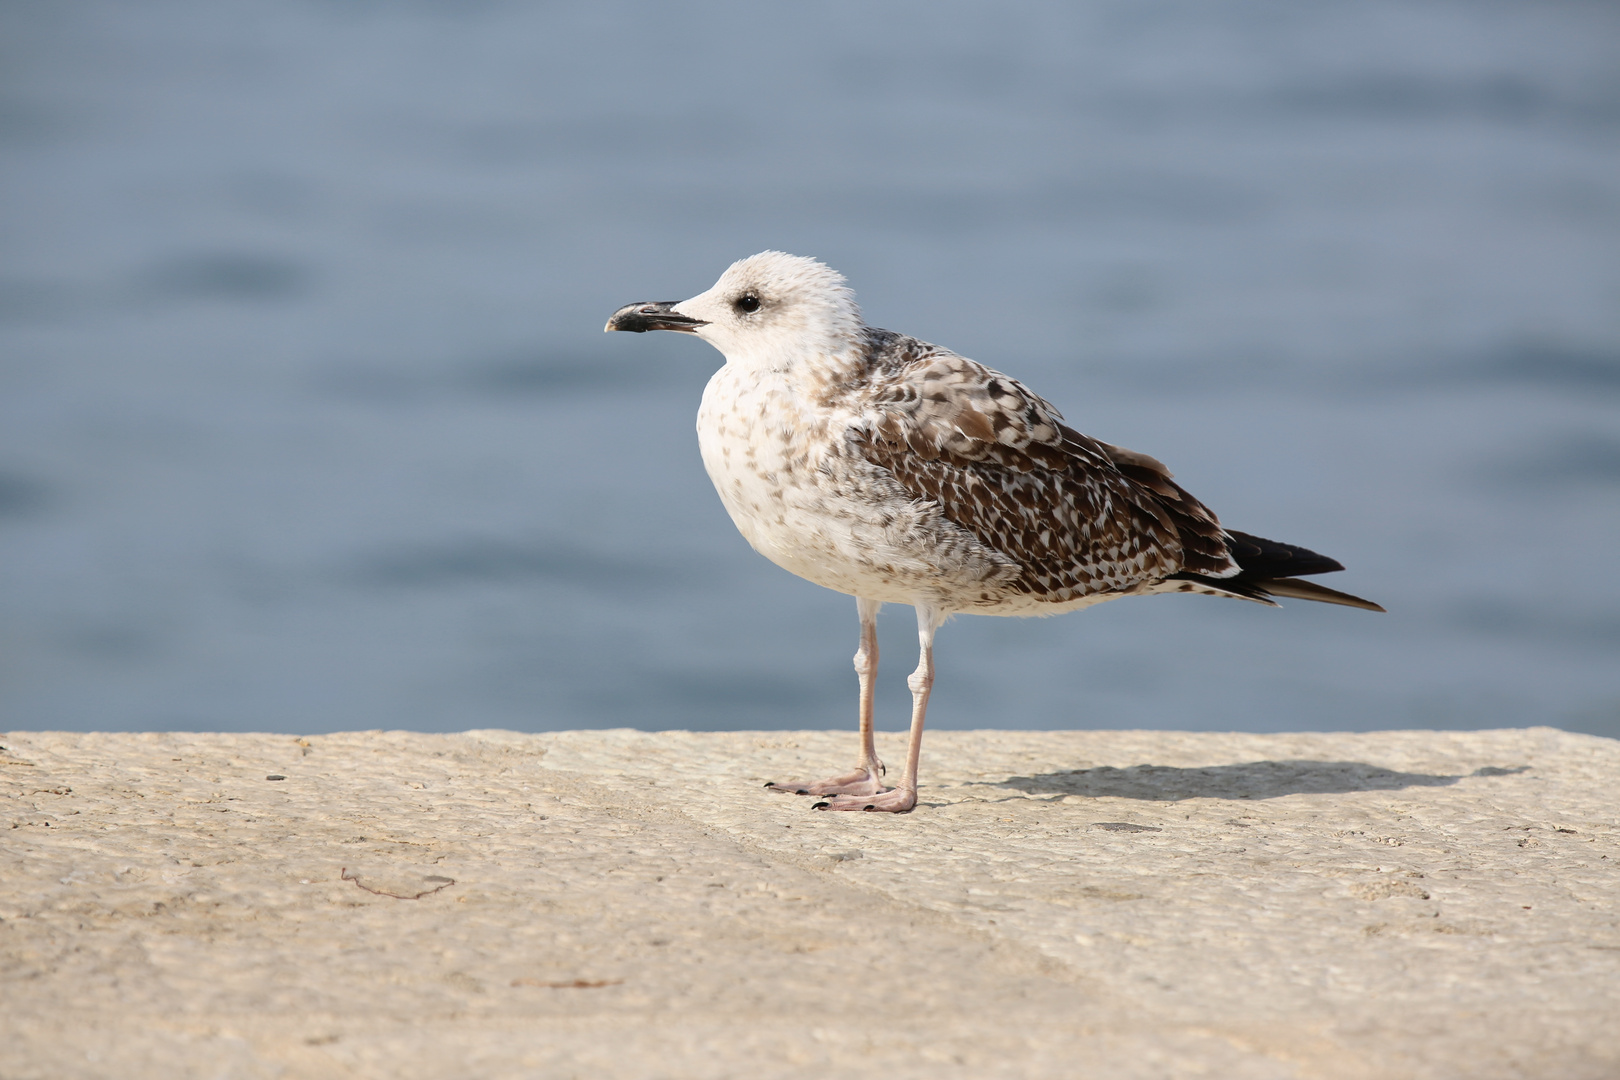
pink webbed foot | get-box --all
[812,787,917,813]
[765,765,885,798]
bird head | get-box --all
[605,251,863,368]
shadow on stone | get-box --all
[1000,760,1509,801]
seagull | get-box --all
[606,252,1382,813]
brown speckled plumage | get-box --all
[841,328,1237,609]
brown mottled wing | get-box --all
[1087,438,1236,578]
[849,338,1237,603]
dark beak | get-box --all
[604,301,709,334]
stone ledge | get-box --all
[2,728,1617,1079]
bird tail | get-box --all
[1168,530,1385,612]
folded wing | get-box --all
[847,336,1239,605]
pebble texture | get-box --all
[2,728,1617,1079]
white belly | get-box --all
[695,365,1023,609]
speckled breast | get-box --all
[695,364,1026,609]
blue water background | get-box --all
[3,1,1617,738]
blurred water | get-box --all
[2,0,1617,739]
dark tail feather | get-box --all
[1258,576,1386,612]
[1222,529,1347,578]
[1169,529,1385,612]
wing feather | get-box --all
[845,334,1238,603]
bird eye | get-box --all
[735,292,760,314]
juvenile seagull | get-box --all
[606,252,1382,813]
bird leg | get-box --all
[814,604,942,813]
[766,597,886,797]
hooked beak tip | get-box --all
[605,301,708,334]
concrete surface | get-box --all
[2,727,1617,1079]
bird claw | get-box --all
[811,788,917,813]
[765,766,885,798]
